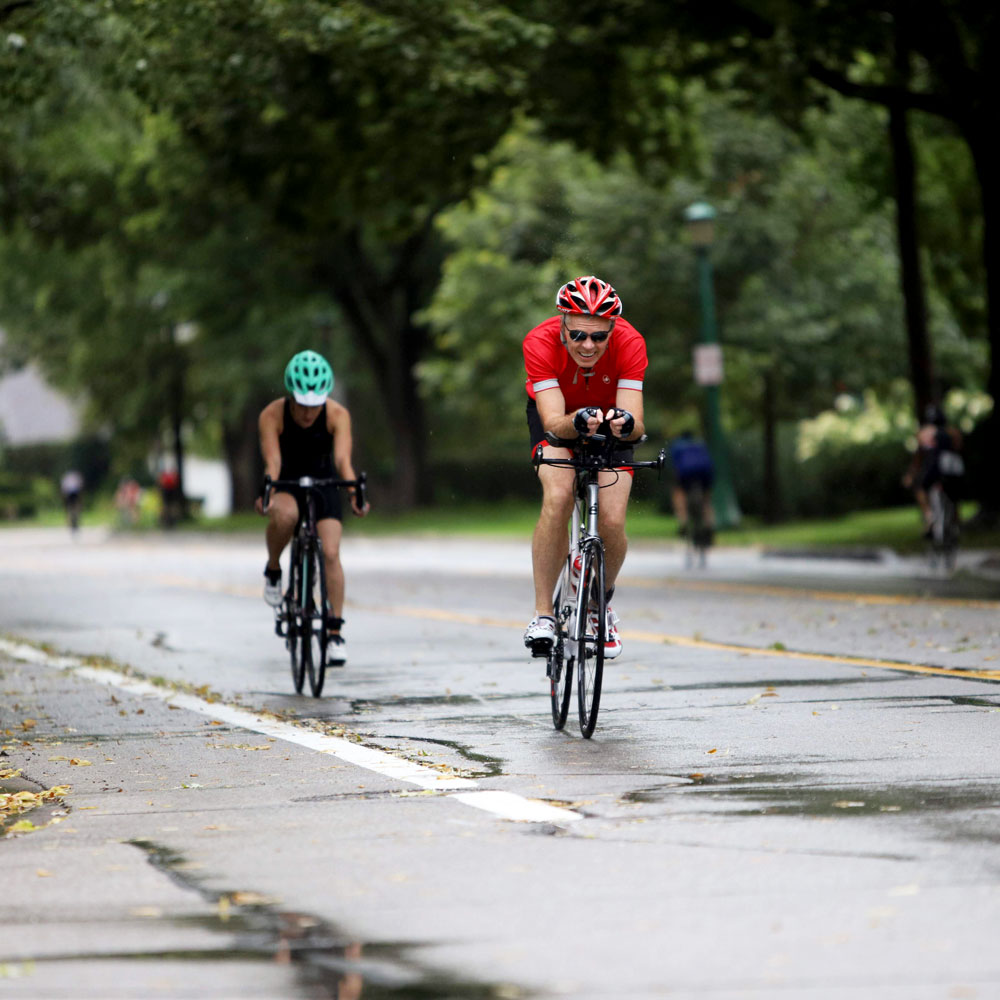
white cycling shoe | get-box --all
[588,606,622,659]
[327,633,347,667]
[263,568,283,607]
[524,615,556,657]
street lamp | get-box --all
[683,201,741,528]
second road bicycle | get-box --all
[263,473,367,697]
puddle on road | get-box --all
[621,771,1000,820]
[351,694,481,713]
[379,734,506,778]
[16,839,530,999]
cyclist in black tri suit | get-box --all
[255,351,368,663]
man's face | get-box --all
[561,315,614,368]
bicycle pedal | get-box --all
[527,639,553,658]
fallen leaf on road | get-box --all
[230,891,278,906]
[832,800,865,808]
[706,748,718,754]
[35,869,52,877]
[129,907,162,918]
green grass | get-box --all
[7,498,1000,553]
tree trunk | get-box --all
[963,122,1000,520]
[324,229,437,509]
[223,400,264,512]
[762,369,781,523]
[168,339,188,520]
[889,21,935,417]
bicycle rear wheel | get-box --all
[286,545,306,694]
[686,482,706,569]
[548,576,573,730]
[929,488,959,572]
[576,541,606,738]
[303,540,329,697]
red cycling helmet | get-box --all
[555,275,623,318]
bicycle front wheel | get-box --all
[303,540,329,697]
[287,548,306,694]
[576,541,606,738]
[549,577,573,730]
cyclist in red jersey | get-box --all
[523,276,647,660]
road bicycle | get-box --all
[263,473,367,697]
[683,480,713,570]
[927,481,959,573]
[534,431,665,738]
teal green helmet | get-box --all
[284,350,333,405]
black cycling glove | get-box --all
[573,407,602,435]
[610,408,635,437]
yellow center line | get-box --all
[145,575,1000,685]
[625,575,1000,610]
[375,603,1000,684]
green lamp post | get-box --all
[684,201,741,528]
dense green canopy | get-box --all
[0,0,993,517]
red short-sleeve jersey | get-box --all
[523,316,648,412]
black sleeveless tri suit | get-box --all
[276,398,342,522]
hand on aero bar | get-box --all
[609,408,635,439]
[573,407,604,437]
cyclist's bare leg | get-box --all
[532,453,575,616]
[317,517,345,630]
[703,490,715,527]
[915,487,932,526]
[597,470,633,590]
[671,485,688,527]
[266,492,298,570]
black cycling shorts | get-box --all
[526,398,634,465]
[274,482,343,524]
[678,469,714,491]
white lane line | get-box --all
[0,638,581,825]
[451,791,581,824]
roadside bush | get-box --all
[729,384,992,520]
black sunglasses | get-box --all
[564,324,612,344]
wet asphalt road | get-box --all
[2,526,1000,999]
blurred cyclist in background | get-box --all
[669,431,714,543]
[60,469,83,533]
[902,404,964,537]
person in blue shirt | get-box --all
[669,431,715,541]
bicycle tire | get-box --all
[686,482,705,569]
[304,539,329,697]
[576,540,606,738]
[929,488,959,572]
[286,542,306,694]
[549,576,573,730]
